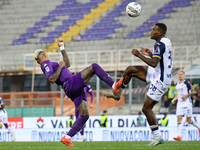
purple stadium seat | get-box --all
[39,37,55,43]
[121,0,136,5]
[34,22,48,28]
[62,20,76,26]
[113,6,126,12]
[48,10,67,16]
[126,32,144,38]
[165,2,181,8]
[157,7,173,14]
[55,26,69,32]
[41,16,56,22]
[179,1,190,7]
[149,14,166,20]
[69,15,83,20]
[27,27,41,33]
[90,0,104,3]
[106,11,122,17]
[143,20,158,26]
[82,3,98,9]
[47,31,62,38]
[84,29,115,35]
[135,26,151,32]
[19,33,34,39]
[62,0,76,5]
[99,18,115,23]
[80,34,108,41]
[11,39,26,45]
[92,23,123,29]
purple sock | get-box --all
[92,63,114,87]
[80,126,84,136]
[67,115,89,137]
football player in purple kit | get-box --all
[33,39,118,147]
[76,84,94,142]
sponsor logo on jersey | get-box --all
[45,66,50,72]
[154,46,160,53]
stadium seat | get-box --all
[41,16,56,22]
[27,27,41,33]
[47,31,62,38]
[11,39,27,45]
[39,37,55,43]
[34,22,48,28]
[19,33,34,39]
[54,26,69,32]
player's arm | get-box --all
[171,95,178,104]
[132,49,160,68]
[57,39,70,68]
[182,89,196,99]
[0,103,4,110]
[48,61,65,83]
[139,47,153,58]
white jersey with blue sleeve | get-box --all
[0,97,8,124]
[175,80,193,108]
[0,97,4,106]
[152,37,173,86]
[146,37,173,101]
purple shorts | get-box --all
[64,72,86,108]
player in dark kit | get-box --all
[102,23,172,146]
[34,39,117,147]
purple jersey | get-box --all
[41,60,86,108]
[41,60,73,86]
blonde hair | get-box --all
[178,70,185,74]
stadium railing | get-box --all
[23,46,200,73]
[0,91,125,116]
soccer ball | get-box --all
[126,2,142,17]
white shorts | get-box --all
[0,109,8,124]
[146,67,170,102]
[176,105,192,118]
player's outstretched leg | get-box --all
[102,66,147,100]
[188,118,200,137]
[101,89,122,101]
[81,63,122,100]
[4,124,16,141]
[101,76,124,101]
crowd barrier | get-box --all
[0,127,200,142]
[0,115,200,142]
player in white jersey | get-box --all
[102,23,172,146]
[0,97,16,141]
[172,71,200,141]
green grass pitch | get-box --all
[0,141,199,150]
